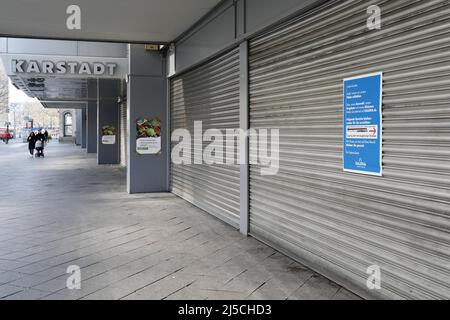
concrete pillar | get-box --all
[87,80,97,154]
[81,107,87,149]
[75,109,82,146]
[97,79,120,165]
[127,44,168,193]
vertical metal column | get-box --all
[97,79,121,165]
[86,80,98,154]
[81,107,87,149]
[239,40,249,236]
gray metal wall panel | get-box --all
[245,0,322,34]
[77,42,128,58]
[176,5,236,73]
[174,0,324,73]
[170,47,241,228]
[0,38,7,53]
[3,38,128,58]
[129,45,163,77]
[236,0,246,37]
[6,38,78,55]
[249,0,450,300]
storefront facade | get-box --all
[0,0,448,300]
[168,0,450,300]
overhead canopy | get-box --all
[0,0,221,43]
[10,75,88,101]
[1,39,129,105]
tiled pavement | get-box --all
[0,141,361,300]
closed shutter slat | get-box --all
[170,47,241,228]
[249,0,450,300]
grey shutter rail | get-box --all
[120,102,127,167]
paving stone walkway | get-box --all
[0,141,361,300]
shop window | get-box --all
[64,112,73,137]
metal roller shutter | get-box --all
[170,47,241,228]
[120,102,127,167]
[249,0,450,300]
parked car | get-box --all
[0,128,13,143]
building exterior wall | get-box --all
[1,38,127,58]
[0,0,447,301]
[167,0,450,301]
[174,0,323,74]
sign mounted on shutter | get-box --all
[343,73,383,176]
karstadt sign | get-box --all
[0,54,128,78]
[12,59,117,76]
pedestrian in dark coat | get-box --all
[36,130,45,142]
[27,132,36,157]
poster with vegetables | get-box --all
[101,125,116,145]
[136,118,161,155]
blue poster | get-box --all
[343,73,383,176]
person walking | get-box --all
[36,130,45,142]
[35,137,44,157]
[27,131,36,157]
[35,130,45,157]
[43,130,49,145]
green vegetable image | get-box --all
[102,125,116,136]
[150,118,160,128]
[136,117,161,138]
[146,128,156,137]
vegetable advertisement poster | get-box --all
[101,125,116,145]
[136,118,161,155]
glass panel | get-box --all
[64,113,73,125]
[64,125,73,137]
[64,113,73,137]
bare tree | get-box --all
[23,101,59,128]
[0,62,8,126]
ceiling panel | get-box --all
[0,0,221,43]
